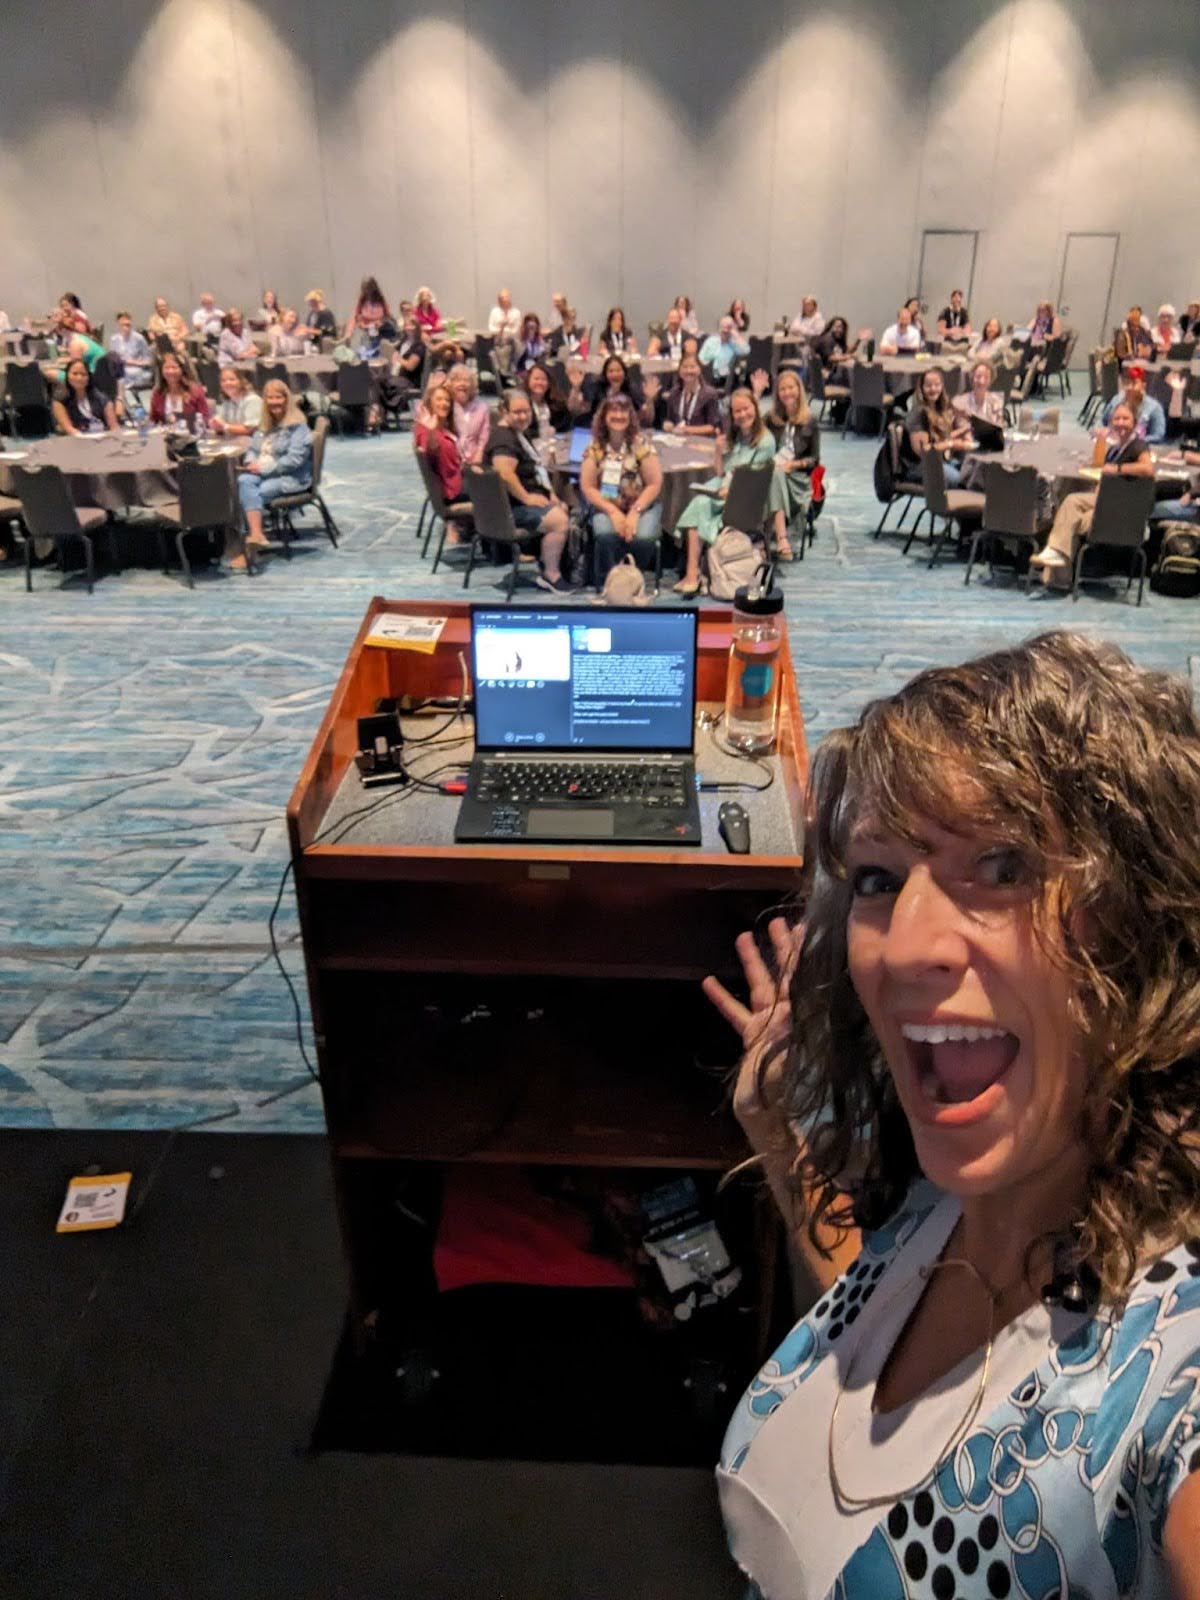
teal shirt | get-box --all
[59,335,105,380]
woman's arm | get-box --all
[633,450,663,509]
[52,398,77,435]
[578,455,612,515]
[265,424,311,479]
[102,398,118,431]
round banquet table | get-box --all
[545,430,718,534]
[234,354,386,396]
[960,436,1191,505]
[0,431,244,512]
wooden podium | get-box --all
[288,599,809,1450]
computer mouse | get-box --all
[718,801,751,855]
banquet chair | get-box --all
[154,333,174,356]
[713,464,773,540]
[13,463,115,594]
[796,463,826,560]
[745,336,776,386]
[154,457,240,588]
[415,449,476,579]
[1077,349,1103,426]
[842,362,893,437]
[806,357,849,425]
[473,335,499,394]
[905,447,985,568]
[964,463,1040,589]
[1071,475,1157,606]
[874,423,926,537]
[255,359,288,390]
[265,417,339,553]
[4,362,52,437]
[461,468,542,598]
[333,362,376,436]
[91,355,120,403]
[196,357,222,402]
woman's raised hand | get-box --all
[703,916,802,1136]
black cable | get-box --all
[698,713,776,793]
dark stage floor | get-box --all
[0,1130,741,1599]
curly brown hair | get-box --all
[766,630,1200,1302]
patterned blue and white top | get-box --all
[719,1181,1200,1599]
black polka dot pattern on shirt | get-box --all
[887,1503,908,1539]
[933,1516,954,1554]
[987,1560,1011,1596]
[932,1564,956,1599]
[978,1514,999,1550]
[1146,1258,1177,1282]
[904,1541,928,1580]
[957,1537,979,1574]
[913,1491,935,1527]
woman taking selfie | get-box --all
[706,632,1200,1599]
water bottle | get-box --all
[725,567,784,755]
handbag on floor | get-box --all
[706,528,758,600]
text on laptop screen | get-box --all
[472,608,697,752]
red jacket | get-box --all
[149,382,211,428]
[416,422,463,502]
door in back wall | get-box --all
[916,230,980,327]
[1057,232,1120,350]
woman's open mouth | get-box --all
[900,1021,1021,1126]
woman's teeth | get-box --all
[900,1023,1008,1045]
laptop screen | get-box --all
[567,426,593,466]
[471,606,698,753]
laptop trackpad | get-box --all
[527,807,614,837]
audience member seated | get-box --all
[880,305,922,354]
[1180,301,1200,339]
[562,356,590,420]
[218,309,257,368]
[904,297,927,340]
[488,288,522,344]
[1149,445,1200,527]
[658,352,721,435]
[345,277,394,344]
[789,297,826,339]
[1029,401,1151,589]
[270,309,309,357]
[579,395,663,585]
[673,387,776,596]
[1114,306,1155,362]
[700,315,750,382]
[514,313,548,373]
[728,299,751,333]
[148,297,188,351]
[192,293,224,342]
[762,368,819,561]
[483,389,571,593]
[210,366,263,437]
[53,357,117,435]
[149,351,211,432]
[415,383,471,541]
[448,365,491,464]
[1027,300,1062,345]
[53,292,91,337]
[973,317,1009,362]
[254,289,282,329]
[231,379,313,570]
[648,307,687,362]
[585,354,644,418]
[375,314,423,415]
[598,307,638,359]
[953,360,1005,427]
[673,295,700,335]
[521,362,570,438]
[1152,304,1183,354]
[937,289,972,345]
[414,371,447,430]
[1102,368,1166,443]
[110,312,153,401]
[304,289,337,338]
[546,303,586,358]
[905,368,973,486]
[61,331,106,378]
[812,316,857,368]
[413,286,443,337]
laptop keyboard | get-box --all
[473,758,691,808]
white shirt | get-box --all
[719,1192,1089,1600]
[192,304,224,336]
[882,322,922,351]
[488,305,522,340]
[789,312,826,339]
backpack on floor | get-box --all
[706,529,759,600]
[594,553,649,606]
[1151,523,1200,597]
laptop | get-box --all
[970,415,1006,452]
[566,426,593,468]
[455,605,703,846]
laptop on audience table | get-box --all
[969,415,1006,452]
[455,605,702,846]
[566,426,593,468]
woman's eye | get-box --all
[851,865,902,898]
[976,849,1027,889]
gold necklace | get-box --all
[827,1255,1012,1514]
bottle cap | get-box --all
[734,581,784,615]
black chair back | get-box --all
[310,416,329,488]
[463,467,519,544]
[154,332,174,356]
[991,363,1019,401]
[1099,357,1120,404]
[6,362,49,407]
[1040,337,1068,380]
[415,445,452,520]
[722,464,773,536]
[196,358,222,401]
[336,363,372,406]
[256,360,288,390]
[981,464,1039,537]
[937,365,964,398]
[745,336,774,383]
[178,457,238,529]
[12,463,83,537]
[919,447,951,517]
[805,358,827,402]
[1088,475,1157,549]
[1146,370,1173,412]
[849,363,886,410]
[91,355,120,402]
[1167,341,1196,361]
[473,335,498,386]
